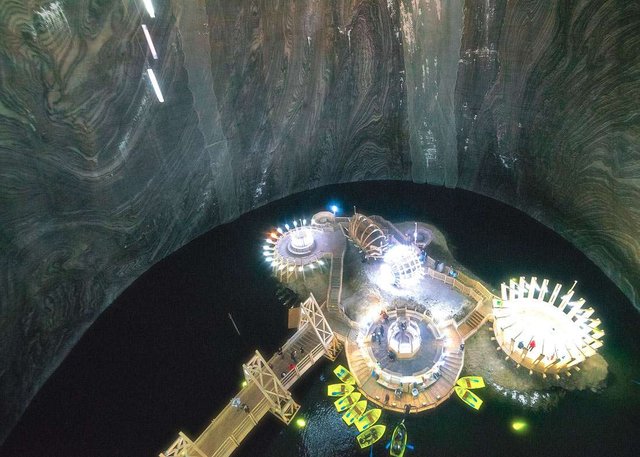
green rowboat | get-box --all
[357,424,386,449]
[355,408,382,432]
[327,383,355,397]
[333,365,356,385]
[389,421,408,457]
[456,376,486,390]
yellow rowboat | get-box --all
[334,365,356,385]
[454,386,483,410]
[355,408,382,432]
[335,392,362,412]
[342,400,367,425]
[457,376,486,390]
[327,383,355,397]
[356,424,386,449]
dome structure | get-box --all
[493,277,604,376]
[383,244,424,284]
[287,227,316,255]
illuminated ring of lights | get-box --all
[262,222,326,280]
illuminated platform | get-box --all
[493,277,604,376]
[345,309,464,413]
[262,216,346,282]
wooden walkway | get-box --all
[424,266,496,340]
[160,296,340,457]
[326,252,344,314]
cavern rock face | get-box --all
[0,0,638,442]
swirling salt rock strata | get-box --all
[452,0,640,304]
[0,0,223,442]
[0,0,638,446]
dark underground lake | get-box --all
[3,181,639,457]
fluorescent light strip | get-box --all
[141,24,158,59]
[142,0,155,18]
[147,69,164,102]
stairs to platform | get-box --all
[327,253,344,314]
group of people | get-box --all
[230,397,251,414]
[517,339,536,351]
[371,324,386,344]
[276,345,306,378]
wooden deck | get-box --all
[345,321,464,413]
[343,258,499,414]
[424,267,496,340]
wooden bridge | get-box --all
[160,294,341,457]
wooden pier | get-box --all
[160,295,341,457]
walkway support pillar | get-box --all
[243,351,299,424]
[159,431,207,457]
[300,294,341,360]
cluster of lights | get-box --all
[262,230,282,266]
[140,1,164,102]
[378,244,424,287]
[262,219,326,278]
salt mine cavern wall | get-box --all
[0,0,638,443]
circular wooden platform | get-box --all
[345,309,464,413]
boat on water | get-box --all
[334,365,356,384]
[389,421,408,457]
[357,424,386,449]
[355,408,382,432]
[456,376,486,390]
[454,386,483,410]
[343,400,367,425]
[327,383,355,397]
[335,391,362,412]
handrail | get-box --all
[281,342,325,387]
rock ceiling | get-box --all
[0,0,638,443]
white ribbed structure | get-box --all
[493,276,604,376]
[346,213,388,259]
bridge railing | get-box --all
[206,397,269,457]
[281,342,325,389]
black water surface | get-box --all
[3,182,639,456]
